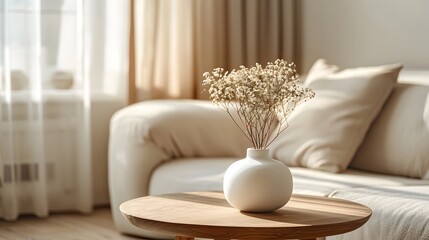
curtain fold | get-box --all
[131,0,296,102]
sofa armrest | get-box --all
[108,99,249,237]
[140,100,250,158]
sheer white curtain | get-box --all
[0,0,128,220]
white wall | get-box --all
[300,0,429,72]
[91,97,124,205]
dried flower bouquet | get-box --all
[203,59,314,149]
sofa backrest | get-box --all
[350,71,429,179]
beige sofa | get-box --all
[108,70,429,239]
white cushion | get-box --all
[351,84,429,179]
[328,186,429,240]
[291,167,429,196]
[149,158,236,195]
[271,59,402,172]
[148,159,429,196]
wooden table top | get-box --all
[120,191,372,240]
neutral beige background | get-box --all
[300,0,429,72]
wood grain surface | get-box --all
[120,191,371,240]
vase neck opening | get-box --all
[246,148,270,160]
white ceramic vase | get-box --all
[223,148,293,212]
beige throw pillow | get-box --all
[350,84,429,179]
[271,59,402,172]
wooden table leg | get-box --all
[175,236,194,240]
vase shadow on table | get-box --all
[156,191,231,208]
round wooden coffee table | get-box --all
[120,191,371,240]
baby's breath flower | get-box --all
[202,59,315,149]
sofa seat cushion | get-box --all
[148,158,429,196]
[291,167,429,196]
[327,186,429,240]
[149,158,236,195]
[149,158,335,196]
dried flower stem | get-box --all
[203,59,314,149]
